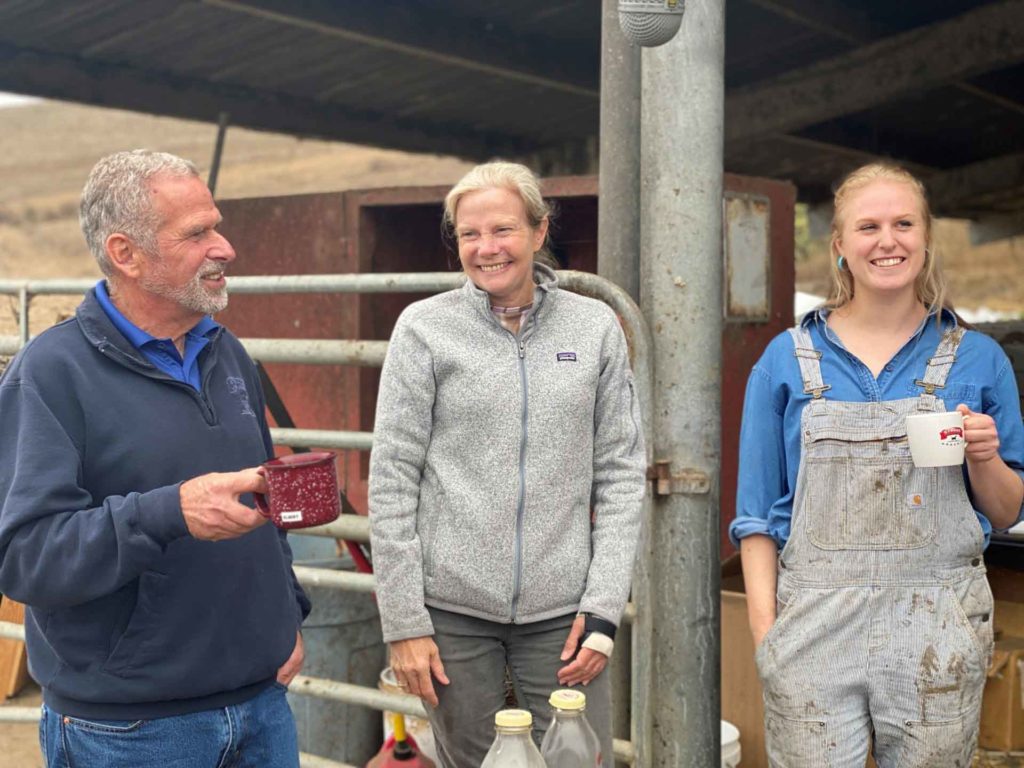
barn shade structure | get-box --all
[0,0,1022,235]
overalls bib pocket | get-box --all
[801,426,937,550]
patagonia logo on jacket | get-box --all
[556,352,577,362]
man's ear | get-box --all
[105,233,145,279]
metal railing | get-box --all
[0,271,653,766]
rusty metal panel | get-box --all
[723,191,771,322]
[720,173,796,557]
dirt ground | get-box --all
[0,683,42,768]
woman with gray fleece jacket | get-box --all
[368,161,646,767]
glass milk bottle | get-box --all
[480,709,547,768]
[540,689,601,767]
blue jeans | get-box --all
[39,683,299,768]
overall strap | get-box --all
[915,326,966,395]
[788,327,831,399]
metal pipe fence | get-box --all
[0,271,653,765]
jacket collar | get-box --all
[76,287,223,370]
[460,262,559,321]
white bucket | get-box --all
[721,720,742,768]
[379,667,439,763]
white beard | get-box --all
[140,259,228,315]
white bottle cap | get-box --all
[549,689,587,710]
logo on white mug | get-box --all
[938,427,964,446]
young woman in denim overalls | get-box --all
[731,163,1024,767]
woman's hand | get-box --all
[956,404,1024,530]
[957,404,1001,464]
[556,615,608,687]
[390,636,449,707]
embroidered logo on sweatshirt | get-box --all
[556,352,577,362]
[226,377,257,417]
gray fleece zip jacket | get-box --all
[369,265,646,643]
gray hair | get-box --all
[443,161,557,268]
[79,150,199,276]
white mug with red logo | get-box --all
[905,411,966,467]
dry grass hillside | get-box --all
[0,99,474,339]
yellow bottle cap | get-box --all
[549,689,587,710]
[495,709,533,728]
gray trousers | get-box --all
[425,607,612,768]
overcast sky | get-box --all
[0,92,39,108]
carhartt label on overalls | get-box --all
[757,327,994,767]
[907,493,925,508]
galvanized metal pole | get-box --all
[638,1,725,765]
[598,1,642,751]
[598,0,641,302]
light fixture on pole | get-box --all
[618,0,685,47]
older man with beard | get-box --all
[0,150,309,768]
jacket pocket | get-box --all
[102,571,169,673]
[420,490,444,579]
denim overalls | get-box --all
[755,326,994,768]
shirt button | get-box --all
[885,365,894,372]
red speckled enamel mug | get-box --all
[254,452,340,530]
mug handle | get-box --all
[253,467,272,518]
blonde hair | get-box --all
[827,162,947,315]
[443,161,557,268]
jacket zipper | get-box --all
[510,336,528,622]
[98,340,219,424]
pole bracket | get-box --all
[646,460,711,496]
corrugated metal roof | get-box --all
[0,0,1021,223]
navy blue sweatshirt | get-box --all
[0,289,310,719]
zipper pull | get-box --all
[518,340,525,359]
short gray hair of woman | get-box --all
[443,161,557,268]
[79,150,199,276]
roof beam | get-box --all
[726,0,1024,144]
[926,152,1024,216]
[743,0,873,45]
[969,213,1024,245]
[201,0,599,99]
[0,42,533,160]
[748,0,1024,118]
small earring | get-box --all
[837,255,845,270]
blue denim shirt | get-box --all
[730,309,1024,549]
[94,280,218,391]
